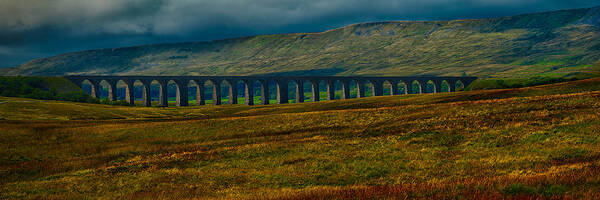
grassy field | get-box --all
[1,78,600,199]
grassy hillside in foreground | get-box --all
[2,6,600,78]
[1,78,600,199]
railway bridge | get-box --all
[65,76,477,107]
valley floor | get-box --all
[2,78,600,199]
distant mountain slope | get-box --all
[3,6,600,77]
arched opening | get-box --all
[234,80,245,105]
[188,80,200,106]
[347,79,358,98]
[167,80,181,106]
[98,80,112,100]
[302,80,312,102]
[116,80,128,101]
[441,80,451,93]
[317,80,327,101]
[383,80,393,96]
[133,80,147,106]
[411,80,422,94]
[204,80,216,105]
[267,80,277,104]
[455,80,465,91]
[333,80,343,99]
[251,80,263,105]
[364,80,374,97]
[220,80,232,105]
[80,79,95,97]
[425,80,436,93]
[150,80,161,106]
[397,81,408,95]
[287,80,296,103]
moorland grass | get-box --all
[1,78,600,199]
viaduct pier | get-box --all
[65,76,477,107]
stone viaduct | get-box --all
[65,76,477,107]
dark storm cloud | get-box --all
[1,0,599,67]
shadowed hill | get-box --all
[2,6,600,78]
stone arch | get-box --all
[286,80,297,103]
[253,79,268,105]
[291,79,304,103]
[317,79,328,101]
[223,79,239,105]
[166,80,179,106]
[298,79,312,102]
[204,79,220,105]
[233,79,246,105]
[363,80,375,97]
[332,79,344,99]
[98,79,117,101]
[133,79,151,107]
[397,81,408,95]
[116,79,134,105]
[308,79,320,102]
[324,79,337,100]
[339,79,352,99]
[354,79,366,98]
[240,79,255,105]
[425,80,436,93]
[148,80,162,106]
[383,80,394,96]
[410,80,422,94]
[80,79,98,98]
[440,80,451,93]
[189,79,204,106]
[266,79,278,104]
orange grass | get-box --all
[1,78,600,199]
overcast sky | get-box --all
[1,0,599,68]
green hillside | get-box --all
[2,6,600,78]
[1,78,600,199]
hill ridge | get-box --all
[3,6,600,77]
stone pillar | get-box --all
[107,80,117,101]
[276,79,288,104]
[124,80,135,106]
[295,80,304,103]
[142,80,151,107]
[449,80,457,92]
[356,80,365,98]
[212,80,221,105]
[175,81,188,107]
[311,80,320,102]
[227,79,237,105]
[341,80,350,99]
[89,80,99,99]
[260,80,269,105]
[372,80,383,96]
[244,80,254,105]
[390,80,398,95]
[195,80,205,106]
[158,80,168,107]
[326,80,335,100]
[418,81,426,94]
